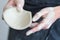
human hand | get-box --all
[3,0,24,11]
[26,7,60,36]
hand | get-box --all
[26,6,60,36]
[3,0,24,11]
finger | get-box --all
[26,22,45,36]
[33,7,50,22]
[15,0,24,11]
[26,7,55,36]
[7,0,15,7]
[3,0,15,11]
[29,23,39,28]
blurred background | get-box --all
[0,0,9,40]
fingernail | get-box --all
[17,5,23,11]
[33,18,36,21]
[33,14,39,21]
[26,30,33,36]
[33,16,38,21]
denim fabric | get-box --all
[47,18,60,40]
[8,0,60,40]
[8,19,60,40]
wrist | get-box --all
[54,6,60,19]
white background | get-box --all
[0,0,9,40]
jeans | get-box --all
[8,18,60,40]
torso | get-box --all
[24,0,60,13]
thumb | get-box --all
[33,7,50,22]
[15,0,24,11]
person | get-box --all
[3,0,60,40]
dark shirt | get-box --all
[24,0,60,13]
[8,0,60,40]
